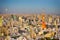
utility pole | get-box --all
[54,19,58,39]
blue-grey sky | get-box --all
[0,0,60,14]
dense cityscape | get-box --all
[0,14,60,40]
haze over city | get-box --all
[0,0,60,15]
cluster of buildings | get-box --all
[0,14,60,40]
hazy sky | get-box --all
[0,0,60,14]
